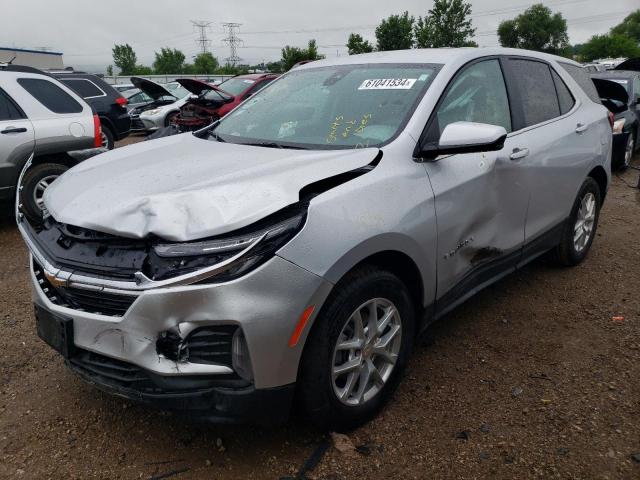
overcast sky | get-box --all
[2,0,637,71]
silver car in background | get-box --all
[18,48,611,429]
[1,66,98,223]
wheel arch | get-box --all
[587,165,608,202]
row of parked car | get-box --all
[117,74,279,136]
[588,58,640,169]
[0,65,280,220]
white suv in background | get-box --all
[0,65,99,222]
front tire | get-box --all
[298,266,415,431]
[553,177,601,266]
[20,163,68,225]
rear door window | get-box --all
[559,62,601,103]
[17,78,83,114]
[551,69,575,115]
[60,78,105,99]
[0,88,26,121]
[509,59,561,127]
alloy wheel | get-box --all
[573,192,596,253]
[32,174,59,211]
[624,135,635,168]
[331,298,402,406]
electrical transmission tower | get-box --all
[191,20,213,55]
[222,23,243,66]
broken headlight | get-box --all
[145,205,307,283]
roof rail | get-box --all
[0,64,53,76]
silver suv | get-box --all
[18,48,611,429]
[1,66,98,222]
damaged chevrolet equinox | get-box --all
[18,48,611,430]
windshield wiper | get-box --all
[209,131,226,143]
[242,141,306,150]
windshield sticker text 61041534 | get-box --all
[358,78,417,90]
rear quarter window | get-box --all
[0,88,26,121]
[551,69,575,115]
[60,78,105,99]
[17,78,84,114]
[559,63,601,103]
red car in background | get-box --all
[175,73,279,131]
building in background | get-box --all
[0,47,64,69]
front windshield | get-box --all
[218,77,256,96]
[214,64,438,149]
[165,83,190,98]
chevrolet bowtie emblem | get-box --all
[44,271,69,288]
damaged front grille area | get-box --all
[68,348,248,396]
[156,326,236,367]
[33,260,137,316]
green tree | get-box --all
[376,12,415,51]
[415,0,477,48]
[579,34,640,62]
[611,10,640,44]
[106,65,113,76]
[153,48,186,74]
[112,44,137,75]
[346,33,374,55]
[497,4,568,55]
[133,65,153,75]
[266,61,284,73]
[193,52,219,74]
[280,39,324,71]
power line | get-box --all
[191,20,213,55]
[222,22,243,66]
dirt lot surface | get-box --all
[1,143,639,479]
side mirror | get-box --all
[418,122,508,160]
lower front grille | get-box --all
[68,348,247,396]
[33,261,137,317]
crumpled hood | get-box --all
[44,133,378,241]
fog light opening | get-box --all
[232,329,253,382]
[156,330,188,362]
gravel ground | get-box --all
[0,143,639,479]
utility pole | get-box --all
[191,20,213,55]
[222,22,243,66]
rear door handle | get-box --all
[575,123,589,133]
[509,147,529,160]
[1,127,27,134]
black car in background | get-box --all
[592,63,640,170]
[52,72,130,149]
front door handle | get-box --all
[575,123,589,133]
[510,147,529,160]
[1,127,27,134]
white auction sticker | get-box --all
[358,78,417,90]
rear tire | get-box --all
[100,126,115,150]
[553,177,601,266]
[298,266,415,431]
[20,163,68,225]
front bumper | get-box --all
[66,346,295,424]
[139,113,163,131]
[29,252,332,389]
